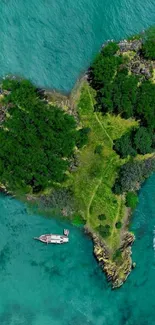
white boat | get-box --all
[34,229,69,244]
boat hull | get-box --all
[34,232,69,244]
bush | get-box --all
[98,214,106,221]
[94,145,103,155]
[89,162,102,178]
[114,132,137,158]
[136,81,155,130]
[76,127,90,148]
[115,221,122,229]
[126,191,139,209]
[90,54,123,90]
[101,42,119,57]
[98,224,111,238]
[133,127,152,154]
[113,249,122,264]
[142,27,155,59]
[113,157,155,193]
[72,214,86,226]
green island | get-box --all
[0,27,155,288]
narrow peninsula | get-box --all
[0,27,155,288]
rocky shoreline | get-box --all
[85,226,135,288]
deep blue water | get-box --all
[0,1,155,324]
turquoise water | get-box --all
[1,0,155,324]
[0,0,155,92]
[0,175,155,324]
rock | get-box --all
[118,39,142,53]
[132,262,136,269]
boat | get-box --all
[34,229,69,244]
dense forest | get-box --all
[0,79,87,193]
[89,26,155,205]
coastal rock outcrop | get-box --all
[85,226,135,288]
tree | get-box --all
[115,221,122,229]
[114,132,137,158]
[94,145,103,155]
[134,127,152,154]
[90,54,123,91]
[0,78,79,193]
[136,81,155,130]
[112,69,138,117]
[76,127,90,148]
[142,27,155,59]
[101,42,119,57]
[113,157,155,193]
[98,214,106,221]
[98,224,111,238]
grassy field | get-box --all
[70,81,138,252]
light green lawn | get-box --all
[70,81,138,251]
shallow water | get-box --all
[0,0,155,92]
[0,175,155,325]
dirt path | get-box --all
[87,158,114,222]
[109,196,122,246]
[87,176,103,220]
[94,112,113,146]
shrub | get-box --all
[94,145,103,155]
[113,157,155,193]
[101,42,119,57]
[76,127,91,148]
[114,132,137,158]
[113,249,122,261]
[98,214,106,221]
[133,127,152,154]
[98,224,111,237]
[89,162,102,178]
[113,249,123,264]
[115,221,122,229]
[126,191,139,209]
[142,27,155,59]
[136,81,155,130]
[72,214,86,226]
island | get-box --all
[0,26,155,288]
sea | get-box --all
[0,1,155,324]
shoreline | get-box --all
[0,30,155,289]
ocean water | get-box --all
[0,0,155,92]
[0,175,155,325]
[0,0,155,324]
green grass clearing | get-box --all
[69,81,137,252]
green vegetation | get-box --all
[90,35,155,165]
[114,127,153,158]
[114,157,155,194]
[0,28,155,287]
[0,78,84,193]
[72,214,86,226]
[98,214,106,221]
[101,42,119,57]
[142,27,155,59]
[70,81,137,251]
[98,224,111,238]
[112,249,123,264]
[126,192,139,209]
[134,127,152,154]
[115,221,122,229]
